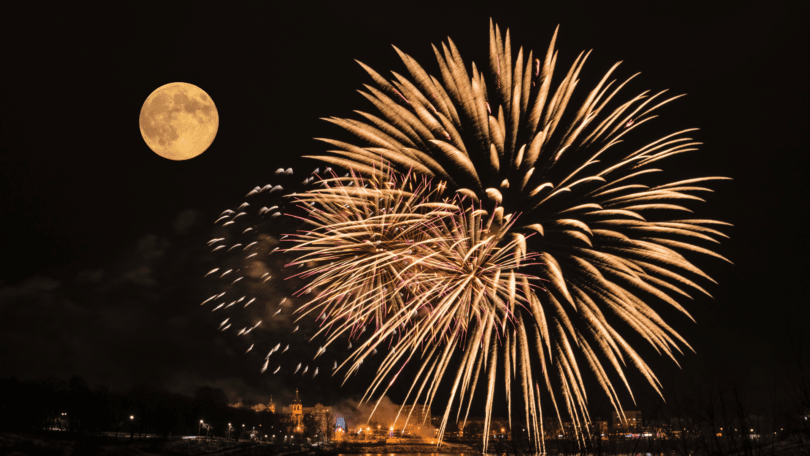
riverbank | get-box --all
[0,432,270,455]
[0,432,480,455]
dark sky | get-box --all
[1,1,807,412]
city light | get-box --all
[42,388,790,448]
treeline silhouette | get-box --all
[0,375,275,438]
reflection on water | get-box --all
[338,454,476,456]
[338,454,658,456]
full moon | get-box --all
[139,82,218,160]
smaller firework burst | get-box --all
[286,168,544,447]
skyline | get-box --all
[1,1,807,414]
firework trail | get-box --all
[288,170,546,447]
[201,167,353,384]
[292,20,729,451]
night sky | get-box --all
[1,1,806,412]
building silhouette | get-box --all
[277,389,332,438]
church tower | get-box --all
[291,389,303,431]
[267,395,275,414]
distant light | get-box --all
[130,416,134,420]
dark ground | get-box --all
[0,433,274,456]
[4,432,809,455]
[0,433,478,456]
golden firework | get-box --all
[294,20,730,452]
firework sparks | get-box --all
[286,169,549,448]
[202,167,352,386]
[290,21,729,451]
[285,170,452,337]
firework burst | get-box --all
[293,20,730,451]
[286,169,545,445]
[285,169,445,338]
[201,167,352,381]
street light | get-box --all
[203,423,211,438]
[129,415,137,440]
